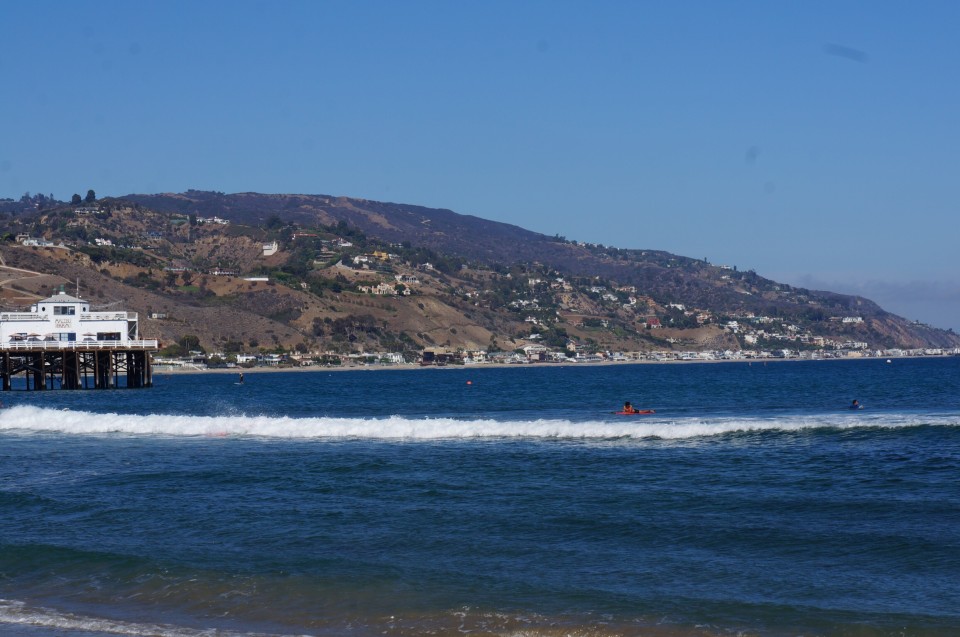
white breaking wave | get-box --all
[0,598,308,637]
[0,406,955,441]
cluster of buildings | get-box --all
[722,313,872,350]
[152,342,960,372]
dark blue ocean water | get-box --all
[1,358,959,637]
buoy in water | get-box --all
[466,380,472,385]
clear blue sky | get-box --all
[2,1,958,331]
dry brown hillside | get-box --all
[0,245,530,355]
[1,192,957,356]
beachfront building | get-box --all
[1,292,136,344]
[0,290,158,390]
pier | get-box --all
[0,290,158,391]
[0,340,158,390]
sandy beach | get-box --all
[152,352,939,376]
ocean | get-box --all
[1,357,958,637]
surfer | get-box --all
[850,399,862,410]
[616,401,654,415]
[239,372,244,384]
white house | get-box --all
[0,292,143,345]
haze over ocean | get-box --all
[2,358,959,636]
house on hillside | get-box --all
[357,282,399,296]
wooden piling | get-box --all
[0,342,156,391]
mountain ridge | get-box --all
[119,190,904,318]
[1,189,956,358]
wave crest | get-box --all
[0,406,954,441]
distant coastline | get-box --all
[153,352,956,375]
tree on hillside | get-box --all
[71,194,82,205]
[85,190,96,203]
[179,334,203,352]
[159,343,185,358]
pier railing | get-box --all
[80,312,137,321]
[1,339,159,351]
[0,313,45,321]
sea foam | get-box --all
[0,598,298,637]
[0,405,955,441]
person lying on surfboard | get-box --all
[618,401,654,415]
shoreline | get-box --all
[153,353,953,375]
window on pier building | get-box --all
[52,333,77,342]
[97,332,121,341]
[53,306,76,315]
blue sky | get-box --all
[2,1,958,331]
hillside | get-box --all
[0,190,956,361]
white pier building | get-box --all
[0,291,157,390]
[0,291,147,345]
